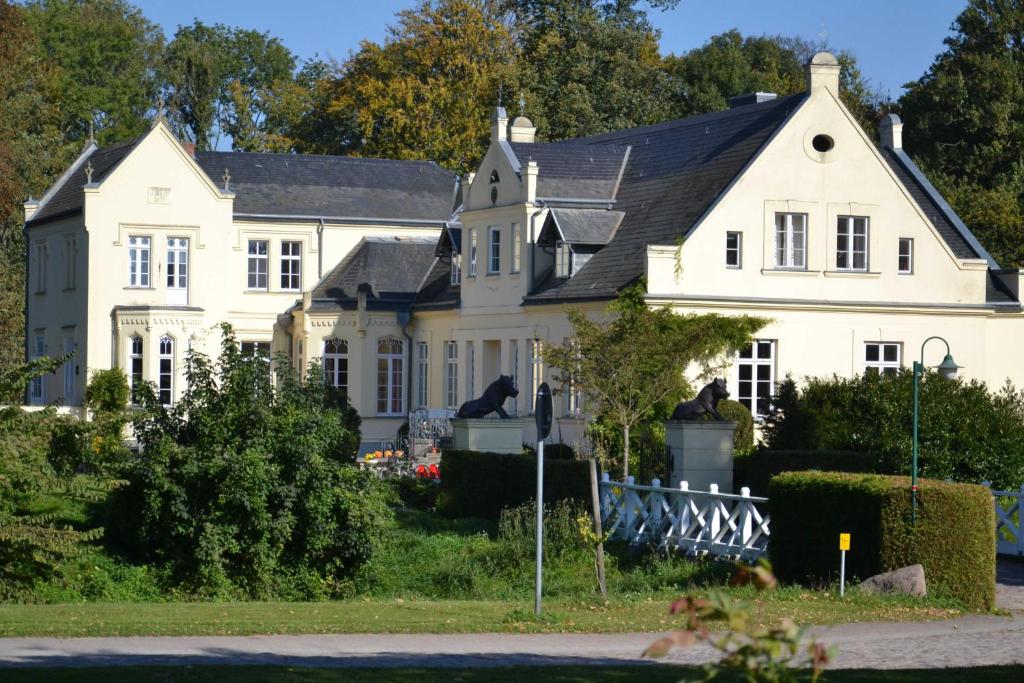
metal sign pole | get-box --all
[534,382,552,617]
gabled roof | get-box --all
[413,256,461,311]
[507,142,628,202]
[309,236,438,311]
[27,136,143,226]
[435,222,462,257]
[195,152,458,223]
[538,208,625,246]
[525,93,807,302]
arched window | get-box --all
[158,336,174,405]
[323,338,348,393]
[377,337,404,415]
[129,336,143,402]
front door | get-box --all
[166,237,188,306]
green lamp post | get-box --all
[911,336,961,525]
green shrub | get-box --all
[542,442,576,460]
[438,449,590,519]
[83,368,129,413]
[109,324,379,599]
[762,373,1024,488]
[768,471,995,610]
[498,499,586,559]
[714,399,754,453]
[735,449,879,496]
[389,476,439,511]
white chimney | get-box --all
[805,51,841,95]
[491,107,508,142]
[24,197,40,222]
[509,116,536,143]
[523,160,538,204]
[879,113,903,150]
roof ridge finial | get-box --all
[84,160,94,184]
[153,95,167,127]
[498,82,503,108]
[87,120,96,146]
[222,168,231,191]
[518,91,525,117]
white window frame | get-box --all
[64,235,77,289]
[158,336,174,405]
[241,341,271,359]
[416,342,429,409]
[774,213,806,270]
[376,337,404,416]
[528,338,543,414]
[445,341,459,409]
[898,238,914,274]
[450,253,462,285]
[865,342,902,376]
[725,231,742,269]
[511,222,521,273]
[247,239,269,290]
[167,237,189,289]
[34,240,48,294]
[30,334,45,405]
[323,338,348,393]
[487,226,501,274]
[127,236,150,288]
[129,335,143,403]
[735,340,776,419]
[280,241,301,291]
[563,338,582,417]
[836,216,869,271]
[62,335,75,402]
[508,339,519,415]
[468,229,477,277]
[555,241,572,278]
[466,341,475,400]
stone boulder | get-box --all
[858,564,927,597]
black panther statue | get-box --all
[456,375,519,419]
[671,378,730,421]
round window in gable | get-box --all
[812,134,835,153]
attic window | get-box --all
[812,134,834,153]
[556,241,572,278]
[489,170,500,183]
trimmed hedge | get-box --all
[735,449,879,496]
[438,449,590,519]
[716,399,754,453]
[769,471,995,610]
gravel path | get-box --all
[2,560,1022,671]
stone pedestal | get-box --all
[450,418,525,454]
[665,420,736,493]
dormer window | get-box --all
[450,253,462,285]
[556,241,572,278]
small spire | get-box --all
[222,168,231,191]
[87,120,96,146]
[153,95,167,127]
[498,82,503,108]
[84,161,94,184]
[518,91,526,116]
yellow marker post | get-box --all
[839,533,851,596]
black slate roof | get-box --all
[310,236,439,311]
[27,137,142,225]
[196,152,458,222]
[413,256,461,310]
[435,223,462,256]
[525,93,807,302]
[539,208,625,246]
[507,142,627,201]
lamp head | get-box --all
[936,353,961,380]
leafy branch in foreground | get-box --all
[645,560,833,683]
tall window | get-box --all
[62,335,75,401]
[487,226,501,274]
[34,241,48,293]
[281,241,301,291]
[416,342,429,408]
[528,339,543,413]
[247,239,268,290]
[466,341,475,400]
[376,337,404,415]
[898,238,914,274]
[167,237,189,289]
[241,341,271,359]
[736,340,775,419]
[836,216,868,271]
[127,236,150,287]
[445,341,459,409]
[129,336,143,403]
[508,339,519,415]
[556,241,572,278]
[865,342,901,375]
[774,213,806,269]
[30,334,45,404]
[323,338,348,393]
[450,254,462,285]
[468,229,477,277]
[64,236,77,289]
[511,223,521,273]
[725,231,742,268]
[563,339,582,417]
[159,336,174,405]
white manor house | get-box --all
[23,53,1024,448]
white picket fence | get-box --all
[991,484,1024,557]
[599,474,770,561]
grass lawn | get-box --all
[0,589,961,637]
[2,666,1023,682]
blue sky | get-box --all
[134,0,966,98]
